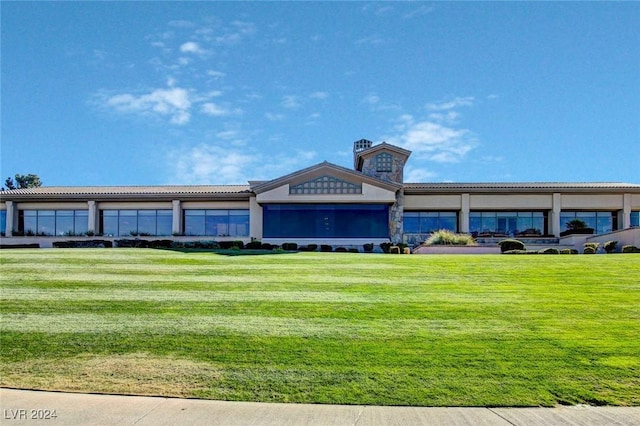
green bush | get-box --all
[320,245,333,252]
[503,249,538,255]
[260,243,274,250]
[538,247,560,254]
[299,244,318,252]
[363,243,374,252]
[583,242,599,253]
[622,245,640,253]
[245,241,262,250]
[560,248,579,254]
[498,239,525,253]
[219,241,244,250]
[425,230,477,246]
[282,243,298,251]
[603,241,618,253]
[335,247,347,252]
[380,242,392,253]
[583,246,596,254]
[348,248,359,253]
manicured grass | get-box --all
[1,249,639,406]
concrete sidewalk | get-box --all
[1,388,639,425]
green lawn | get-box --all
[1,249,639,406]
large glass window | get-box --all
[263,204,388,238]
[631,211,639,227]
[100,210,172,236]
[560,211,615,234]
[183,209,249,237]
[0,210,6,236]
[19,210,88,236]
[404,212,458,233]
[470,211,545,237]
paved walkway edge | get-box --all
[1,388,639,425]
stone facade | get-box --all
[355,143,409,243]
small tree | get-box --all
[3,174,42,190]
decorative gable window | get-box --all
[375,153,393,172]
[290,175,362,195]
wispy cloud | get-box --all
[103,86,192,124]
[385,112,478,164]
[425,96,474,111]
[172,144,257,185]
[403,5,435,19]
[201,102,241,117]
[169,144,318,185]
[97,82,240,124]
[179,41,206,55]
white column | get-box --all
[249,196,262,240]
[87,201,97,234]
[460,193,470,233]
[551,193,562,237]
[622,193,631,229]
[172,200,182,235]
[5,201,14,237]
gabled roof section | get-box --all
[354,142,411,170]
[251,161,401,195]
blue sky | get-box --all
[2,1,639,186]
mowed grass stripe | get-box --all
[1,249,639,406]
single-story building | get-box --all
[1,139,639,249]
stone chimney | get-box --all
[353,139,373,169]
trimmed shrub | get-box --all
[503,249,537,255]
[380,242,392,253]
[622,245,640,253]
[603,240,618,253]
[560,248,579,254]
[299,244,317,252]
[583,246,597,254]
[260,243,274,250]
[245,241,262,250]
[348,248,359,253]
[335,247,347,252]
[538,247,559,254]
[363,243,374,253]
[320,244,333,252]
[282,243,298,251]
[583,242,599,253]
[498,239,525,253]
[425,230,476,246]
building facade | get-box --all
[2,140,640,248]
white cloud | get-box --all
[173,145,257,185]
[404,167,437,183]
[386,114,478,163]
[104,87,192,125]
[169,144,318,185]
[201,102,233,117]
[207,70,227,79]
[425,96,474,111]
[180,41,205,54]
[403,5,435,19]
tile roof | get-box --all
[403,182,640,192]
[0,185,251,199]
